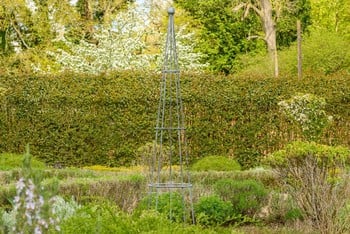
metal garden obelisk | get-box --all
[148,7,194,223]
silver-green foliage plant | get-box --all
[51,196,81,222]
[214,179,267,217]
[278,93,333,141]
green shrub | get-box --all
[214,179,267,216]
[265,141,349,169]
[265,141,350,233]
[59,202,133,234]
[61,202,233,234]
[191,156,241,172]
[194,195,233,226]
[136,192,187,223]
[0,153,46,171]
[285,208,303,222]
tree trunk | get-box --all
[297,20,302,79]
[260,0,278,78]
[83,0,97,43]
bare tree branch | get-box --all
[247,35,265,40]
[232,3,245,12]
[250,4,263,18]
[10,19,29,49]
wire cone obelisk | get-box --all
[147,7,194,223]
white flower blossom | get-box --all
[278,93,332,140]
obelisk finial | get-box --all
[168,7,175,15]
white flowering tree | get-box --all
[52,3,153,74]
[278,93,333,141]
[156,25,208,72]
[51,2,207,74]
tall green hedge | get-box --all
[0,71,349,168]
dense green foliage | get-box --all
[175,0,262,74]
[0,153,46,171]
[58,203,237,233]
[194,195,233,226]
[174,0,312,73]
[191,156,241,172]
[236,29,350,76]
[0,72,349,168]
[310,0,350,38]
[265,141,350,168]
[137,192,187,223]
[214,179,268,216]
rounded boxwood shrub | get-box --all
[214,179,268,216]
[191,156,241,172]
[194,195,233,226]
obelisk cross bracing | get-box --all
[147,7,195,224]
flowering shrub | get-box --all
[0,146,80,233]
[11,177,60,233]
[2,194,81,233]
[278,93,333,141]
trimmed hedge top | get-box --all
[0,71,349,168]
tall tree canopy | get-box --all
[310,0,350,37]
[174,0,311,74]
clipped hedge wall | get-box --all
[0,71,349,168]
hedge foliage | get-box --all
[0,71,349,168]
